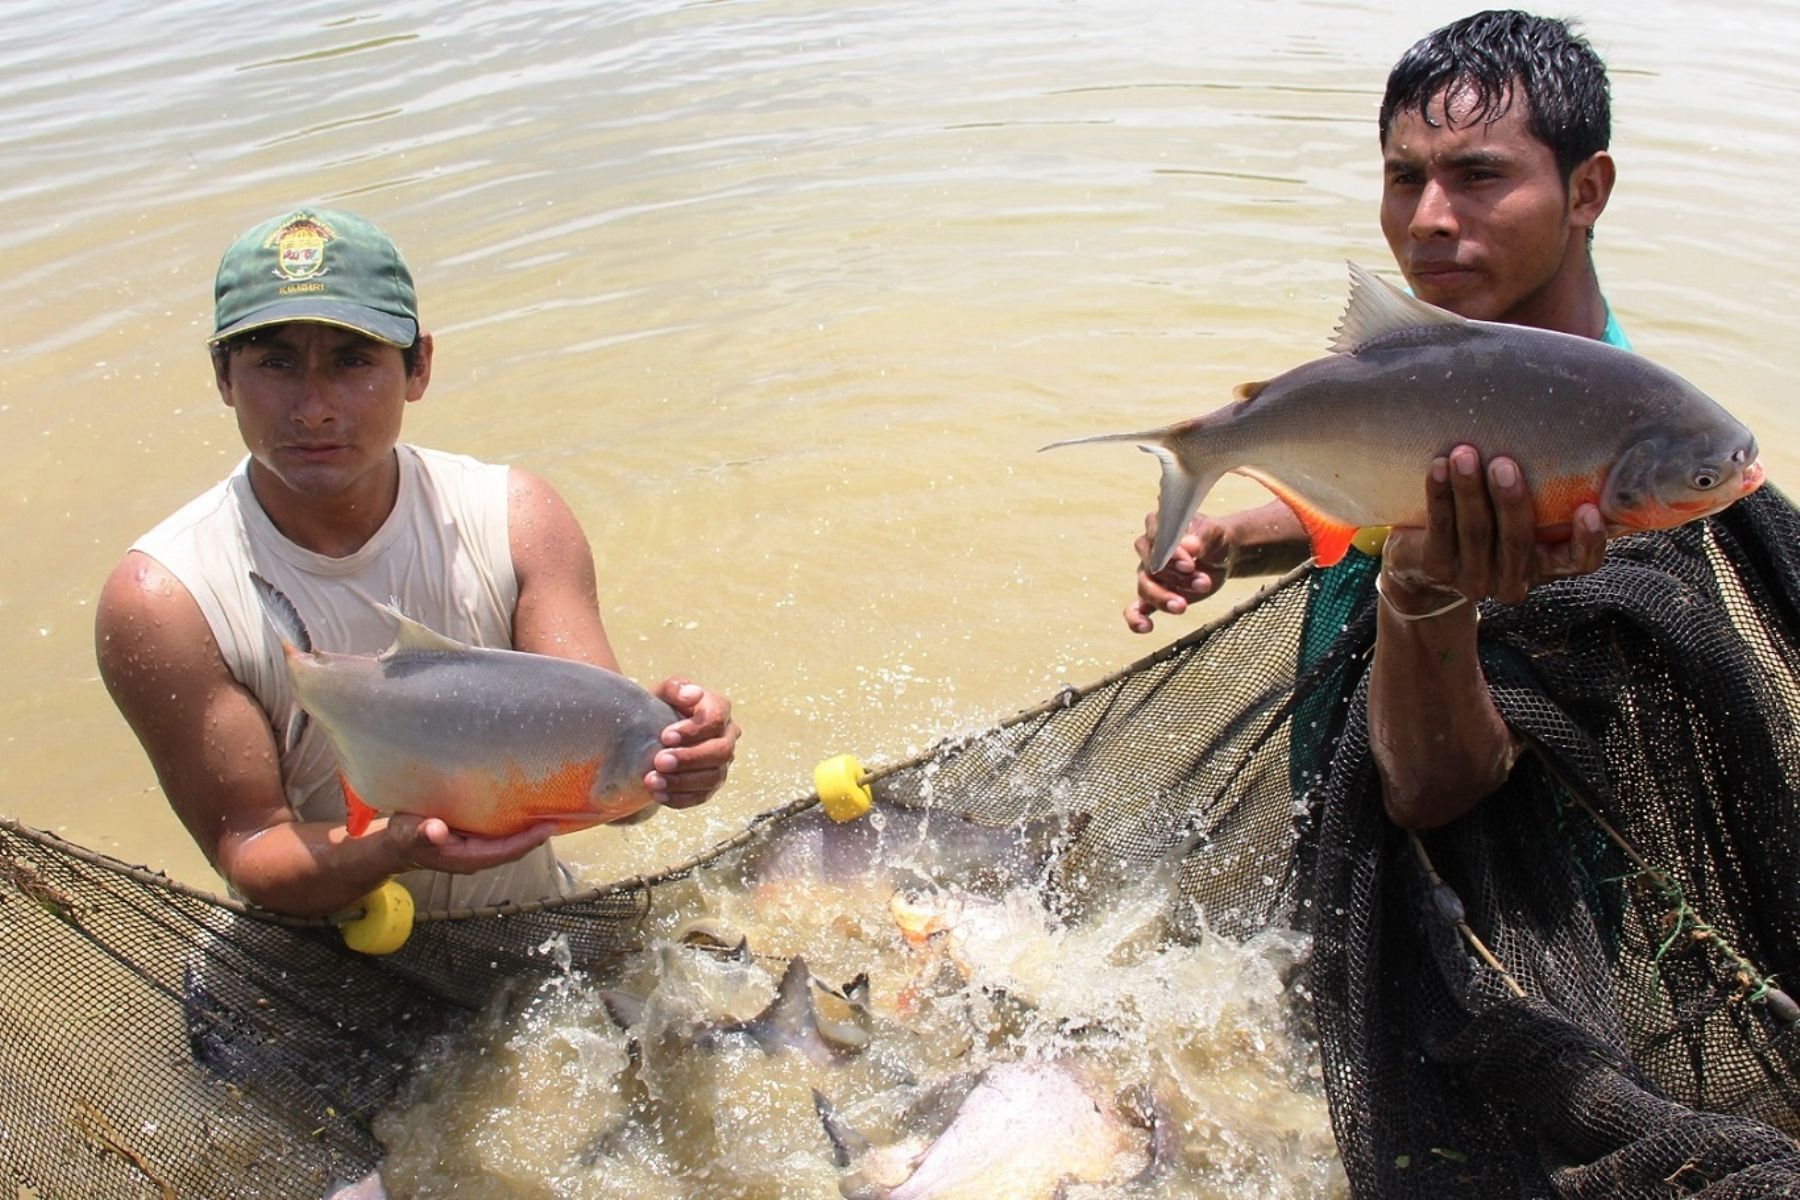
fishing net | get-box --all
[6,486,1800,1198]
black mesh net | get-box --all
[6,488,1800,1198]
[1306,486,1800,1197]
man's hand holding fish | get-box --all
[644,677,740,807]
[1381,447,1606,610]
[1367,445,1609,829]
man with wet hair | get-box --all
[1382,9,1613,201]
[97,207,742,918]
[1101,17,1800,1194]
[1124,9,1621,828]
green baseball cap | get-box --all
[210,208,419,347]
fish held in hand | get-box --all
[250,573,676,838]
[1044,263,1764,571]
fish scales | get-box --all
[306,650,656,826]
[1222,326,1675,522]
[304,649,646,768]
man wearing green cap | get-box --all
[95,208,741,917]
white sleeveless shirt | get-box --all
[132,444,571,911]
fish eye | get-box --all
[1692,469,1722,491]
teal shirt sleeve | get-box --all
[1601,303,1630,350]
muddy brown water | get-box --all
[7,0,1794,893]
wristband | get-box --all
[1375,573,1472,622]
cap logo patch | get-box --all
[266,214,337,282]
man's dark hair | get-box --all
[210,328,423,378]
[1378,9,1611,182]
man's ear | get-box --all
[212,349,235,408]
[406,332,434,403]
[1568,150,1615,231]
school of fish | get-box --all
[372,802,1344,1198]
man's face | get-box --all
[216,323,430,505]
[1379,86,1577,323]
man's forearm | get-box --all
[1368,595,1518,829]
[223,821,407,916]
[1222,501,1312,577]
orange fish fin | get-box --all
[340,773,377,837]
[1236,470,1361,568]
[1303,517,1360,568]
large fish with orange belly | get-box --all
[251,573,674,838]
[1045,263,1764,572]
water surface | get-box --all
[3,0,1796,889]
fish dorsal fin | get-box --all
[813,1089,872,1166]
[760,956,818,1036]
[1329,261,1465,354]
[249,571,313,654]
[373,601,471,655]
[725,955,832,1060]
[1231,378,1271,404]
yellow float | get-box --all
[813,753,874,822]
[340,878,415,955]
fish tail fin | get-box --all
[1141,442,1226,574]
[249,571,313,654]
[251,572,314,753]
[280,708,310,757]
[340,772,378,837]
[597,988,647,1031]
[1042,425,1226,574]
[1039,426,1175,453]
[831,971,871,1008]
[810,969,873,1053]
